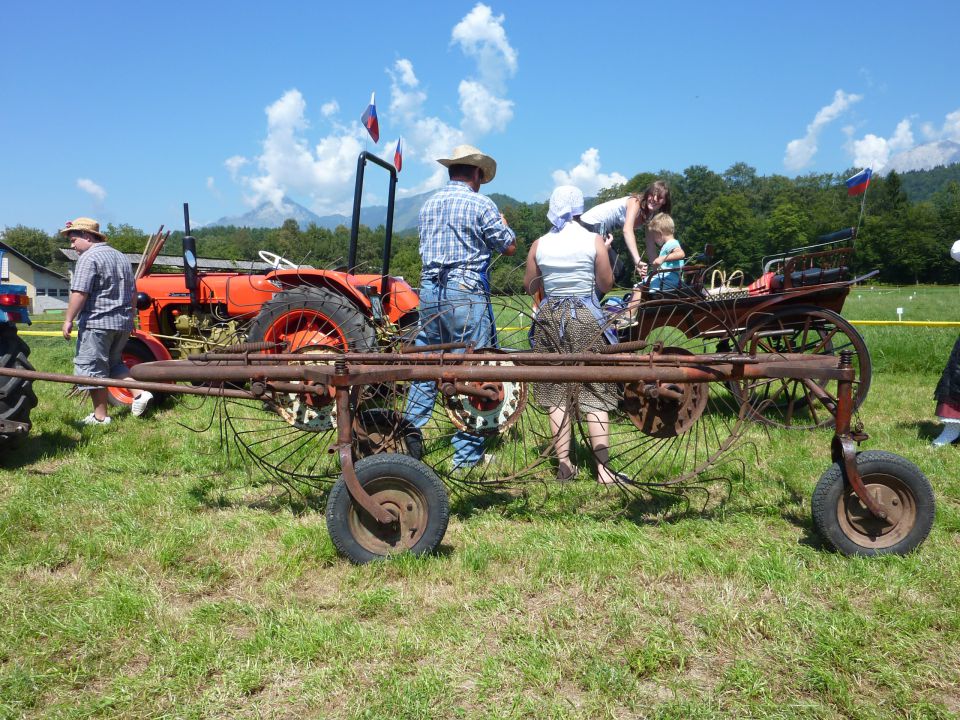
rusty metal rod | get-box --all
[130,358,852,385]
[179,350,837,366]
[0,366,255,398]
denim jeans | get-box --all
[404,272,495,467]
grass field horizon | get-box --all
[2,285,959,718]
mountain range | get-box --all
[212,192,435,232]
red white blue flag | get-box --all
[360,92,379,143]
[393,136,403,172]
[845,168,872,196]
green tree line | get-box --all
[4,164,960,288]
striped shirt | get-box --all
[71,243,135,331]
[418,181,516,277]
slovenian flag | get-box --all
[360,92,379,143]
[393,137,403,172]
[845,168,872,196]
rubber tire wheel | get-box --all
[811,450,935,556]
[246,286,376,352]
[107,338,158,407]
[326,453,449,564]
[0,323,38,447]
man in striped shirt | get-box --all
[60,217,152,425]
[405,144,517,469]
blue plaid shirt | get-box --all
[71,243,135,332]
[418,181,516,278]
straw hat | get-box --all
[59,217,106,240]
[437,144,497,184]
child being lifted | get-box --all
[639,212,685,292]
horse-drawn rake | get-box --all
[3,305,933,564]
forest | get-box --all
[4,162,960,293]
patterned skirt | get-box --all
[531,300,617,413]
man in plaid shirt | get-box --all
[60,217,152,425]
[405,144,517,469]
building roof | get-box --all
[0,241,69,280]
[59,249,273,272]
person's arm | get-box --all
[480,203,517,256]
[62,290,88,339]
[523,239,543,297]
[622,196,643,269]
[651,241,685,268]
[594,235,614,295]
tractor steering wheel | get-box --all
[258,250,298,270]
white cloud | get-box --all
[206,176,222,199]
[225,4,520,206]
[849,119,913,172]
[551,148,627,196]
[845,108,960,173]
[451,3,518,92]
[234,89,366,213]
[784,89,863,171]
[225,155,248,179]
[458,79,513,135]
[76,178,107,202]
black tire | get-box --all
[0,323,37,448]
[811,450,935,556]
[107,338,159,407]
[246,286,376,353]
[325,453,449,564]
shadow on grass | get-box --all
[187,473,329,516]
[904,419,948,443]
[0,429,80,470]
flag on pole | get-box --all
[845,168,873,196]
[393,136,403,172]
[360,92,379,143]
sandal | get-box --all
[556,463,578,483]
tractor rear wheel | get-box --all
[0,323,37,448]
[246,286,376,353]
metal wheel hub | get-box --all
[445,358,527,434]
[839,473,917,548]
[621,348,708,437]
[348,479,427,554]
[271,346,338,432]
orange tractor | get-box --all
[112,152,419,406]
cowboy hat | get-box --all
[952,239,960,263]
[437,144,497,184]
[59,217,106,240]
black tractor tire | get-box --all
[0,323,38,448]
[326,453,449,564]
[246,286,377,353]
[811,450,935,556]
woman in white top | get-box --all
[524,185,621,485]
[580,180,671,278]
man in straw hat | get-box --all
[60,217,152,425]
[404,144,517,469]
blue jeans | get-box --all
[404,272,495,467]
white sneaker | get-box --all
[81,413,111,426]
[131,391,153,417]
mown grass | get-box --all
[2,286,959,719]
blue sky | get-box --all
[2,0,958,234]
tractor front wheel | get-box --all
[107,338,160,407]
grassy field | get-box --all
[2,286,960,719]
